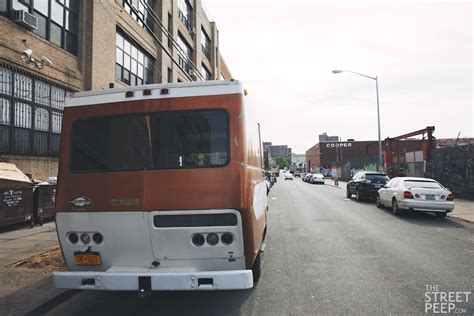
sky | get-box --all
[204,0,473,154]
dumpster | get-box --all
[33,184,57,225]
[0,162,35,227]
[0,187,35,227]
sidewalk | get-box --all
[0,222,59,267]
[326,180,474,223]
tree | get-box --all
[274,156,291,169]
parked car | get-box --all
[284,172,294,180]
[310,174,325,185]
[294,171,301,177]
[346,171,390,201]
[376,177,454,217]
[303,173,313,182]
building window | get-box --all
[0,65,66,156]
[178,33,193,75]
[201,28,211,60]
[177,0,192,32]
[120,0,154,31]
[201,64,211,80]
[167,67,172,83]
[115,31,155,86]
[5,0,81,55]
[167,12,172,49]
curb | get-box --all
[448,215,474,224]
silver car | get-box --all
[310,174,325,185]
[376,177,454,217]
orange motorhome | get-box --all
[53,80,268,292]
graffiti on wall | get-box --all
[429,144,474,199]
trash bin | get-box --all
[0,187,35,228]
[33,184,57,225]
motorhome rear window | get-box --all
[69,109,229,172]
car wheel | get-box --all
[356,189,363,201]
[252,252,262,283]
[435,212,447,218]
[376,195,383,208]
[346,188,351,198]
[392,199,400,216]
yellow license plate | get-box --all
[74,252,101,266]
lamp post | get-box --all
[332,69,382,171]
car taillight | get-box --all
[446,194,454,201]
[403,191,414,199]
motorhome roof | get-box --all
[66,80,243,107]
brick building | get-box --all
[0,0,230,180]
[306,139,425,179]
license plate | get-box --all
[74,252,101,266]
[425,194,435,200]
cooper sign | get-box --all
[326,143,352,148]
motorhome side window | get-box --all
[69,109,229,172]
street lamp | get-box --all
[332,69,382,171]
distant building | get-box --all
[319,133,339,143]
[291,153,306,171]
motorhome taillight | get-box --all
[80,233,91,245]
[403,191,414,199]
[192,234,205,247]
[415,194,420,198]
[446,194,454,201]
[221,233,233,245]
[206,233,219,246]
[92,233,103,244]
[68,233,78,244]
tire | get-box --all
[435,212,447,218]
[252,252,262,284]
[392,199,400,216]
[376,195,383,208]
[346,188,351,198]
[356,189,363,202]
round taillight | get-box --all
[80,233,91,245]
[415,194,420,198]
[192,234,205,247]
[441,195,446,199]
[206,233,219,246]
[221,233,233,245]
[68,233,78,244]
[92,233,103,244]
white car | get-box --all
[284,172,294,180]
[376,177,454,217]
[310,174,325,185]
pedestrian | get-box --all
[398,168,406,177]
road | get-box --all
[32,178,474,315]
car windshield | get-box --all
[70,109,229,172]
[404,180,443,189]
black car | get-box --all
[346,171,390,201]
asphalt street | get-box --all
[37,178,474,315]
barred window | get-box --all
[52,112,62,133]
[178,33,193,74]
[0,67,12,94]
[35,81,50,106]
[51,86,65,110]
[0,98,10,125]
[14,74,32,101]
[14,102,32,128]
[0,66,66,155]
[35,108,49,131]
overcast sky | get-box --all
[204,0,472,154]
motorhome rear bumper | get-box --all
[53,269,254,291]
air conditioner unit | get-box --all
[12,10,38,30]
